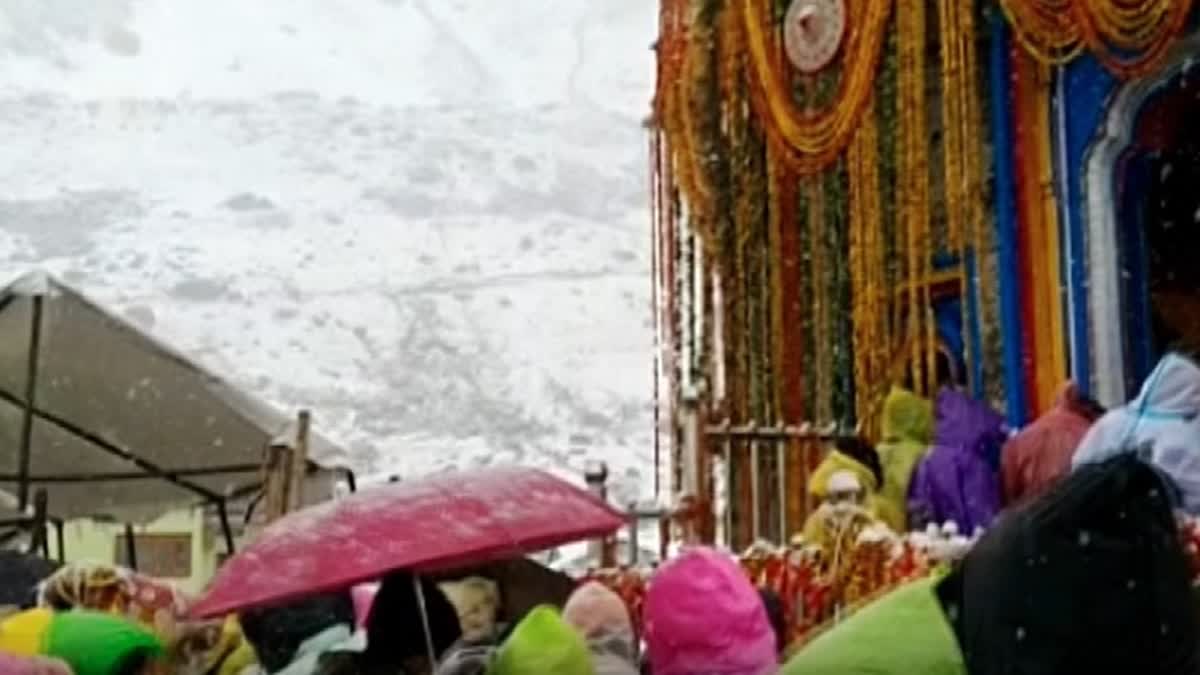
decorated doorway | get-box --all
[1084,34,1200,403]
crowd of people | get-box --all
[0,550,790,675]
[787,350,1200,673]
[801,374,1103,546]
[6,351,1200,674]
[802,350,1200,549]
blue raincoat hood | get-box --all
[1073,353,1200,514]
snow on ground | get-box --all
[0,0,659,504]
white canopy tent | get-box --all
[0,271,352,551]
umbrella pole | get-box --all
[413,574,439,667]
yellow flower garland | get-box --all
[897,0,931,395]
[809,175,834,423]
[940,0,986,392]
[848,99,885,432]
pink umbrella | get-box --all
[190,466,626,619]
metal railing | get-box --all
[705,422,853,550]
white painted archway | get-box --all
[1082,34,1200,406]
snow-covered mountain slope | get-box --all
[0,0,659,504]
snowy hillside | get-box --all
[0,0,659,503]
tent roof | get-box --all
[0,271,351,522]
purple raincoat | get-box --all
[907,389,1007,534]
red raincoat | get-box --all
[1000,383,1101,505]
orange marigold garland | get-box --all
[997,0,1082,65]
[897,0,932,395]
[1000,0,1195,78]
[1073,0,1193,80]
[741,0,893,174]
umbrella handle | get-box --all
[413,575,439,668]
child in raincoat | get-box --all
[642,547,777,675]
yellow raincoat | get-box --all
[875,387,934,531]
[803,449,903,542]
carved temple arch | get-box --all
[1082,32,1200,406]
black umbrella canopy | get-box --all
[432,557,576,623]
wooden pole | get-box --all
[288,410,311,512]
[124,523,138,571]
[584,462,616,567]
[54,521,64,563]
[26,489,47,556]
[261,443,294,524]
[17,296,44,511]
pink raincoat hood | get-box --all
[564,582,638,675]
[643,547,777,675]
[0,654,72,675]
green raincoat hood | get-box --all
[781,576,965,675]
[876,387,934,529]
[44,610,163,675]
[881,387,934,444]
[489,606,594,675]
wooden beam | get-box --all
[261,443,294,524]
[288,410,311,513]
[16,296,44,510]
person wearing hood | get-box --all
[1001,382,1104,505]
[362,572,463,675]
[803,441,902,542]
[907,389,1007,534]
[1072,352,1200,515]
[487,606,593,675]
[238,592,359,674]
[562,582,638,675]
[642,547,776,675]
[874,387,934,530]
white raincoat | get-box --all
[1072,353,1200,513]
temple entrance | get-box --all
[1085,36,1200,403]
[1115,62,1200,392]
